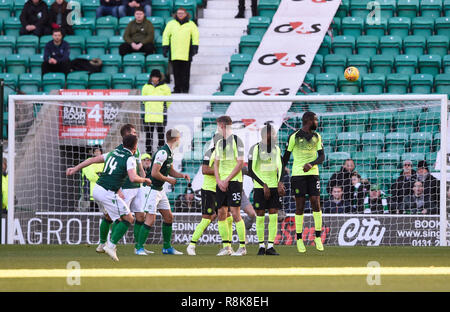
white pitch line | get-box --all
[1,267,450,278]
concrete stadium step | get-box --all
[207,0,254,10]
[203,8,253,19]
[197,18,249,28]
[199,27,246,38]
[198,37,241,46]
[189,84,220,95]
[192,55,230,65]
[191,64,227,75]
[191,74,222,84]
[197,45,238,56]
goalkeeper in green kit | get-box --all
[282,111,325,253]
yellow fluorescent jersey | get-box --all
[215,135,244,182]
[249,143,282,188]
[287,130,323,176]
[201,147,216,192]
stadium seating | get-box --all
[398,0,420,17]
[19,73,41,94]
[123,53,145,75]
[239,35,262,56]
[403,35,426,56]
[395,55,418,75]
[388,17,411,38]
[66,71,89,89]
[410,73,434,93]
[230,54,253,76]
[42,73,65,92]
[257,0,280,18]
[96,16,118,37]
[6,54,28,75]
[89,73,111,89]
[100,54,122,74]
[248,16,271,36]
[386,73,410,94]
[112,73,135,89]
[86,36,108,56]
[29,54,43,76]
[356,36,379,55]
[362,73,386,94]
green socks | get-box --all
[256,216,265,246]
[313,211,322,237]
[226,215,233,242]
[295,214,304,240]
[268,213,278,247]
[162,222,173,249]
[110,220,131,245]
[136,223,152,250]
[218,220,230,248]
[235,219,246,248]
[134,221,143,249]
[99,218,112,244]
[190,218,211,246]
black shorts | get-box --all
[291,175,320,197]
[253,188,282,210]
[201,189,216,215]
[216,181,242,209]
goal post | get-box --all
[5,94,449,246]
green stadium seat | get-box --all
[365,18,387,37]
[86,36,108,56]
[420,0,443,18]
[410,74,434,93]
[327,151,351,168]
[95,16,118,37]
[0,72,18,104]
[347,55,370,75]
[66,71,89,89]
[321,133,336,153]
[73,17,95,37]
[388,17,411,38]
[418,55,442,76]
[38,35,52,53]
[221,73,243,93]
[435,73,450,96]
[145,54,169,77]
[318,36,331,55]
[338,75,361,94]
[16,35,38,56]
[433,133,440,151]
[108,36,124,55]
[4,17,21,37]
[379,0,398,18]
[99,54,122,74]
[257,0,280,18]
[148,16,165,38]
[386,73,410,94]
[315,73,337,94]
[435,17,450,37]
[239,35,262,56]
[123,53,145,75]
[426,36,449,57]
[398,0,420,17]
[0,36,15,56]
[426,152,437,166]
[353,151,376,172]
[385,132,409,153]
[29,54,43,75]
[342,16,364,37]
[395,55,418,75]
[308,103,328,113]
[331,35,355,56]
[0,0,13,19]
[418,111,440,132]
[371,55,394,74]
[19,73,41,94]
[248,16,271,37]
[410,132,433,152]
[42,72,65,92]
[362,73,385,94]
[155,35,163,54]
[6,54,28,75]
[370,112,393,134]
[336,0,349,17]
[324,54,346,76]
[350,0,371,18]
[89,73,111,89]
[230,53,253,76]
[331,17,341,35]
[345,113,369,132]
[81,0,99,19]
[395,110,418,133]
[13,0,25,16]
[356,36,379,56]
[403,35,426,56]
[0,55,4,72]
[64,36,85,58]
[151,0,173,19]
[444,55,450,74]
[379,35,403,56]
[362,132,385,153]
[112,73,135,89]
[411,17,434,37]
[402,152,425,167]
[337,132,360,152]
[376,152,400,170]
[174,0,197,20]
[119,16,134,36]
[320,115,344,134]
[135,73,150,90]
[445,0,450,15]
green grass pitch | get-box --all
[1,245,450,292]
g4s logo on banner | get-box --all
[242,87,290,96]
[274,21,322,35]
[258,53,306,67]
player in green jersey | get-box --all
[282,111,325,253]
[67,135,152,261]
[136,128,190,255]
[247,124,285,256]
[214,116,247,256]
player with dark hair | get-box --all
[282,111,325,253]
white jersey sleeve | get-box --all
[154,150,168,165]
[101,153,109,162]
[127,156,137,171]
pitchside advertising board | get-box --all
[1,214,445,246]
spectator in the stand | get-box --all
[96,0,121,17]
[175,183,201,211]
[48,0,74,36]
[141,153,152,172]
[118,0,151,18]
[401,181,435,214]
[415,160,439,207]
[2,158,8,215]
[363,184,389,214]
[327,158,355,201]
[80,146,104,211]
[162,7,199,93]
[235,0,258,18]
[350,171,368,213]
[141,69,171,155]
[119,7,155,56]
[20,0,51,36]
[390,160,416,213]
[323,185,351,213]
[42,29,71,75]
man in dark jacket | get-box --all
[119,7,154,56]
[42,29,70,75]
[96,0,121,17]
[327,158,355,201]
[20,0,51,36]
[118,0,151,17]
[390,160,417,213]
[415,160,439,208]
[323,186,351,214]
[401,181,435,214]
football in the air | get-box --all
[344,66,360,81]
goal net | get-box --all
[3,93,449,247]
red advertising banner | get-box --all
[58,89,130,139]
